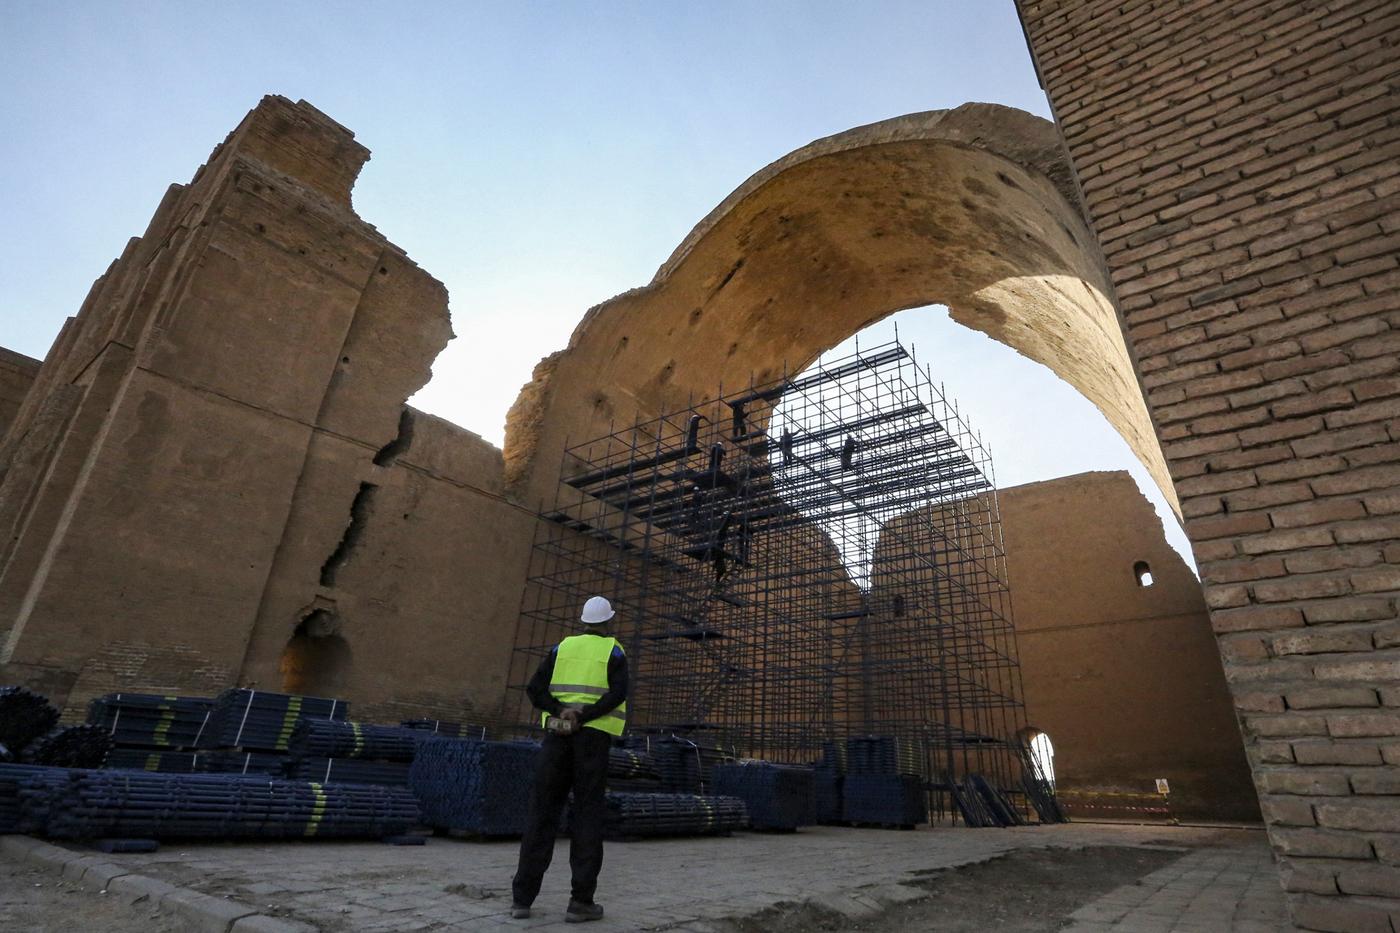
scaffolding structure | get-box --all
[509,340,1033,815]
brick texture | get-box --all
[1017,1,1400,930]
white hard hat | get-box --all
[580,596,615,624]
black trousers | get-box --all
[512,727,611,906]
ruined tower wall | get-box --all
[1018,2,1400,927]
[1001,471,1258,822]
[0,96,520,723]
[0,349,40,440]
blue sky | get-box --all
[0,1,1194,567]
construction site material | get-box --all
[510,341,1039,824]
[603,792,748,838]
[0,687,60,754]
[401,719,490,739]
[288,720,420,761]
[0,764,61,833]
[24,769,418,840]
[813,767,842,824]
[86,694,214,749]
[947,773,1030,828]
[842,774,926,827]
[4,764,71,833]
[626,735,733,792]
[104,749,203,773]
[284,757,411,786]
[197,689,347,752]
[197,750,286,776]
[608,747,659,781]
[847,735,921,776]
[20,725,111,768]
[713,762,813,831]
[409,738,537,836]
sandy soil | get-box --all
[0,859,185,933]
[730,845,1184,932]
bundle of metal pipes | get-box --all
[5,765,70,833]
[713,762,814,831]
[625,735,732,792]
[197,689,347,752]
[846,736,922,777]
[400,719,489,740]
[409,738,538,836]
[21,726,111,769]
[842,774,926,828]
[607,747,658,781]
[812,745,844,824]
[285,757,411,786]
[0,764,62,832]
[948,774,1024,828]
[287,720,420,761]
[196,750,286,776]
[86,694,214,749]
[0,687,59,756]
[602,792,748,838]
[26,770,419,841]
[105,749,202,773]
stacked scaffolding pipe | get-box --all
[284,757,411,786]
[26,769,418,840]
[0,764,63,833]
[0,687,59,755]
[401,719,490,740]
[197,751,286,776]
[602,792,747,838]
[87,694,214,749]
[842,774,926,828]
[712,762,813,831]
[197,689,347,752]
[105,750,203,773]
[287,720,420,761]
[409,738,537,836]
[21,726,111,769]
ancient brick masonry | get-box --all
[1017,1,1400,929]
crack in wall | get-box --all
[319,481,377,587]
[372,407,415,466]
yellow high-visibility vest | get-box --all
[543,634,627,736]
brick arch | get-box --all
[504,103,1174,514]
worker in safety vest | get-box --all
[511,595,628,923]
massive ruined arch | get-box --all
[504,103,1174,516]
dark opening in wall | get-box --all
[279,610,351,695]
[320,482,378,587]
[1134,560,1154,587]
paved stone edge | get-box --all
[0,834,316,933]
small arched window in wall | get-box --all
[1134,560,1154,587]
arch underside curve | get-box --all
[504,103,1176,517]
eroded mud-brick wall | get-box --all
[1018,2,1400,929]
[0,96,530,724]
[0,349,40,439]
[1002,471,1258,823]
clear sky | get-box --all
[0,1,1195,568]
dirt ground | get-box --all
[0,859,185,933]
[730,845,1184,932]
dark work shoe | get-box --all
[565,900,604,923]
[511,903,531,919]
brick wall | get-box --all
[1016,1,1400,929]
